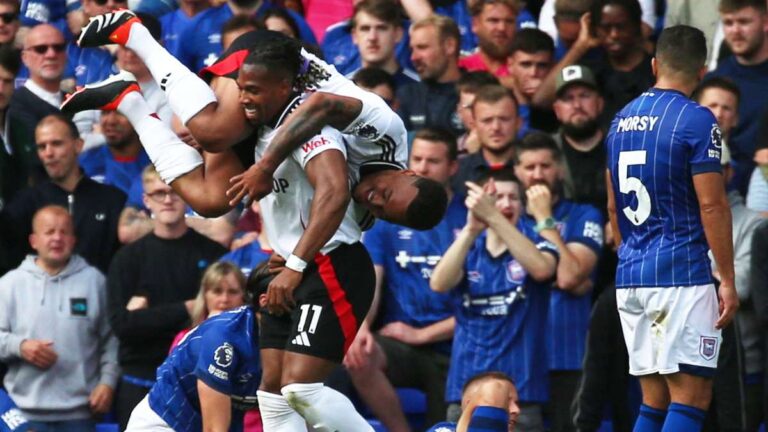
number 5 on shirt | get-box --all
[619,150,651,226]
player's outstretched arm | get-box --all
[184,77,254,153]
[227,93,363,205]
[198,379,232,432]
[693,171,738,328]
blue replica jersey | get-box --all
[0,390,29,432]
[606,88,722,288]
[176,3,317,73]
[67,44,116,86]
[148,306,261,432]
[446,224,558,403]
[219,240,271,277]
[20,0,75,39]
[321,20,414,76]
[521,200,603,371]
[79,146,151,195]
[362,194,466,353]
[161,9,195,59]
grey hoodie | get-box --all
[0,255,120,421]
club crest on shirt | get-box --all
[214,342,234,367]
[505,259,526,284]
[700,336,718,361]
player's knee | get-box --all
[280,382,323,417]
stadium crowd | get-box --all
[0,0,767,430]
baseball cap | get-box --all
[555,65,598,97]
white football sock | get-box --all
[117,91,202,184]
[125,23,216,124]
[281,383,374,432]
[257,390,308,431]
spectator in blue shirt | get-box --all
[345,0,419,88]
[514,132,603,432]
[708,0,768,195]
[431,170,558,431]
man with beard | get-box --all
[551,65,607,214]
[708,0,768,196]
[458,0,518,78]
[514,132,603,432]
[79,110,151,195]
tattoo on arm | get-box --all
[261,95,362,171]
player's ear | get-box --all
[651,57,658,78]
[697,66,707,81]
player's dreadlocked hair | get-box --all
[404,177,449,230]
[243,32,303,86]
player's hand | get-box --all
[268,253,286,275]
[227,163,275,207]
[526,185,553,221]
[265,268,302,315]
[89,384,114,414]
[20,339,58,369]
[343,324,376,371]
[378,321,425,345]
[716,283,739,329]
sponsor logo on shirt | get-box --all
[272,178,290,193]
[395,251,441,269]
[1,408,27,430]
[397,229,412,240]
[582,221,604,245]
[207,364,229,380]
[70,298,87,316]
[301,136,331,153]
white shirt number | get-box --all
[618,150,651,226]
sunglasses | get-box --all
[0,12,17,24]
[93,0,127,6]
[27,43,66,54]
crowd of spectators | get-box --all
[0,0,767,430]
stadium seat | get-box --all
[95,423,120,432]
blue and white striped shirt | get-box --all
[148,306,260,432]
[606,88,722,288]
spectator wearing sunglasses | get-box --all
[0,0,19,48]
[8,24,68,187]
